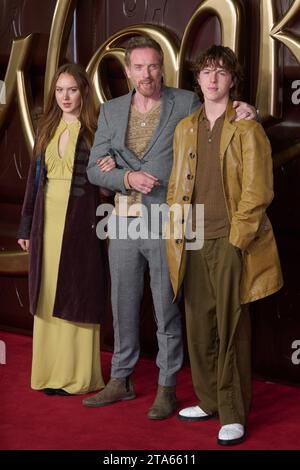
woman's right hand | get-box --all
[18,239,30,251]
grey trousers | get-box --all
[108,225,183,387]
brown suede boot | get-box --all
[147,385,177,420]
[82,377,136,407]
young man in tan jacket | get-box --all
[166,45,283,445]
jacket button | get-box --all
[182,195,189,201]
[176,239,183,244]
[187,174,194,180]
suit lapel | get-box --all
[120,91,134,149]
[220,121,236,159]
[220,102,237,159]
[119,90,144,167]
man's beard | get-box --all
[137,80,158,97]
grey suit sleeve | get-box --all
[87,105,128,193]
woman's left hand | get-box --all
[97,155,116,172]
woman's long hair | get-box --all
[34,63,98,157]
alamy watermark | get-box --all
[96,202,204,250]
[0,80,6,104]
[291,80,300,105]
[291,339,300,365]
[0,340,6,364]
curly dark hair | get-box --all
[193,45,244,101]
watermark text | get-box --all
[291,80,300,104]
[291,339,300,365]
[0,80,6,104]
[96,202,204,250]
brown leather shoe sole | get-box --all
[148,410,176,420]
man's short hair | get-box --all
[194,45,244,100]
[125,36,164,66]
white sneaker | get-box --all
[178,405,214,421]
[217,423,245,445]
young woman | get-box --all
[18,63,114,395]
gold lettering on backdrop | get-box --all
[0,35,33,133]
[44,0,76,104]
[0,34,34,275]
[256,0,300,120]
[1,0,300,274]
[178,0,242,86]
[16,70,35,152]
[87,46,129,105]
[256,0,280,120]
[271,0,300,63]
[271,0,300,168]
[0,0,77,275]
[87,25,178,105]
[0,0,76,158]
[0,251,28,275]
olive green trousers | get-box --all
[184,237,252,425]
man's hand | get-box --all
[97,155,116,172]
[233,101,256,122]
[128,171,160,194]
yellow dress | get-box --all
[31,119,104,394]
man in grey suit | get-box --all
[83,36,255,419]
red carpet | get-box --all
[0,331,300,450]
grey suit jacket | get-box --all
[87,85,200,210]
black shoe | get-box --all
[55,389,73,396]
[43,388,57,396]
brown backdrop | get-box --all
[0,0,299,384]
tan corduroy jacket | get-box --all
[165,101,283,304]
